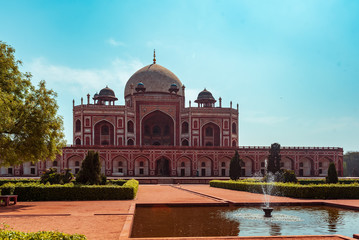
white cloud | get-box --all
[107,38,125,47]
[26,57,143,98]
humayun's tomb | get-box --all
[0,53,343,179]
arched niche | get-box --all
[181,121,189,134]
[177,157,192,177]
[68,155,83,175]
[201,122,220,146]
[299,158,313,177]
[112,156,128,176]
[197,157,212,176]
[94,120,114,145]
[242,157,254,177]
[219,157,231,177]
[155,156,171,176]
[134,157,149,176]
[281,157,294,171]
[75,119,81,132]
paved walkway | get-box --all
[0,184,358,240]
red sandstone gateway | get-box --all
[0,53,343,178]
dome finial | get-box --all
[153,49,156,64]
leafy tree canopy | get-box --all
[343,152,359,177]
[0,41,65,166]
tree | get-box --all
[0,42,65,166]
[326,162,339,184]
[267,143,281,175]
[343,152,359,177]
[76,151,102,185]
[229,150,243,180]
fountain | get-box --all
[260,159,276,218]
[262,207,273,217]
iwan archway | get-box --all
[142,110,174,146]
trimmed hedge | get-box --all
[210,180,359,199]
[0,230,86,239]
[0,178,39,186]
[0,179,139,201]
[298,178,359,185]
[107,179,127,186]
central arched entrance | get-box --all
[142,110,174,146]
[156,157,170,176]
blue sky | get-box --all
[1,0,358,152]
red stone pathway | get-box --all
[0,184,358,240]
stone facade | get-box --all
[0,59,343,177]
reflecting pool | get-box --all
[131,205,359,238]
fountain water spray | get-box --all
[261,159,275,217]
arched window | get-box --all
[117,119,122,128]
[127,121,134,133]
[181,162,185,167]
[232,140,236,147]
[221,162,225,167]
[101,125,109,135]
[94,120,114,146]
[75,161,80,167]
[139,161,144,167]
[85,118,90,127]
[201,122,220,146]
[75,120,81,132]
[182,139,189,146]
[232,122,237,134]
[53,161,58,167]
[182,122,189,134]
[127,139,134,145]
[75,138,81,145]
[153,126,161,135]
[206,127,213,136]
[201,162,206,167]
[119,161,123,167]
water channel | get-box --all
[131,205,359,238]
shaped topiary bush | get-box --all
[229,150,242,180]
[326,162,339,184]
[76,151,101,185]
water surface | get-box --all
[131,205,359,238]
